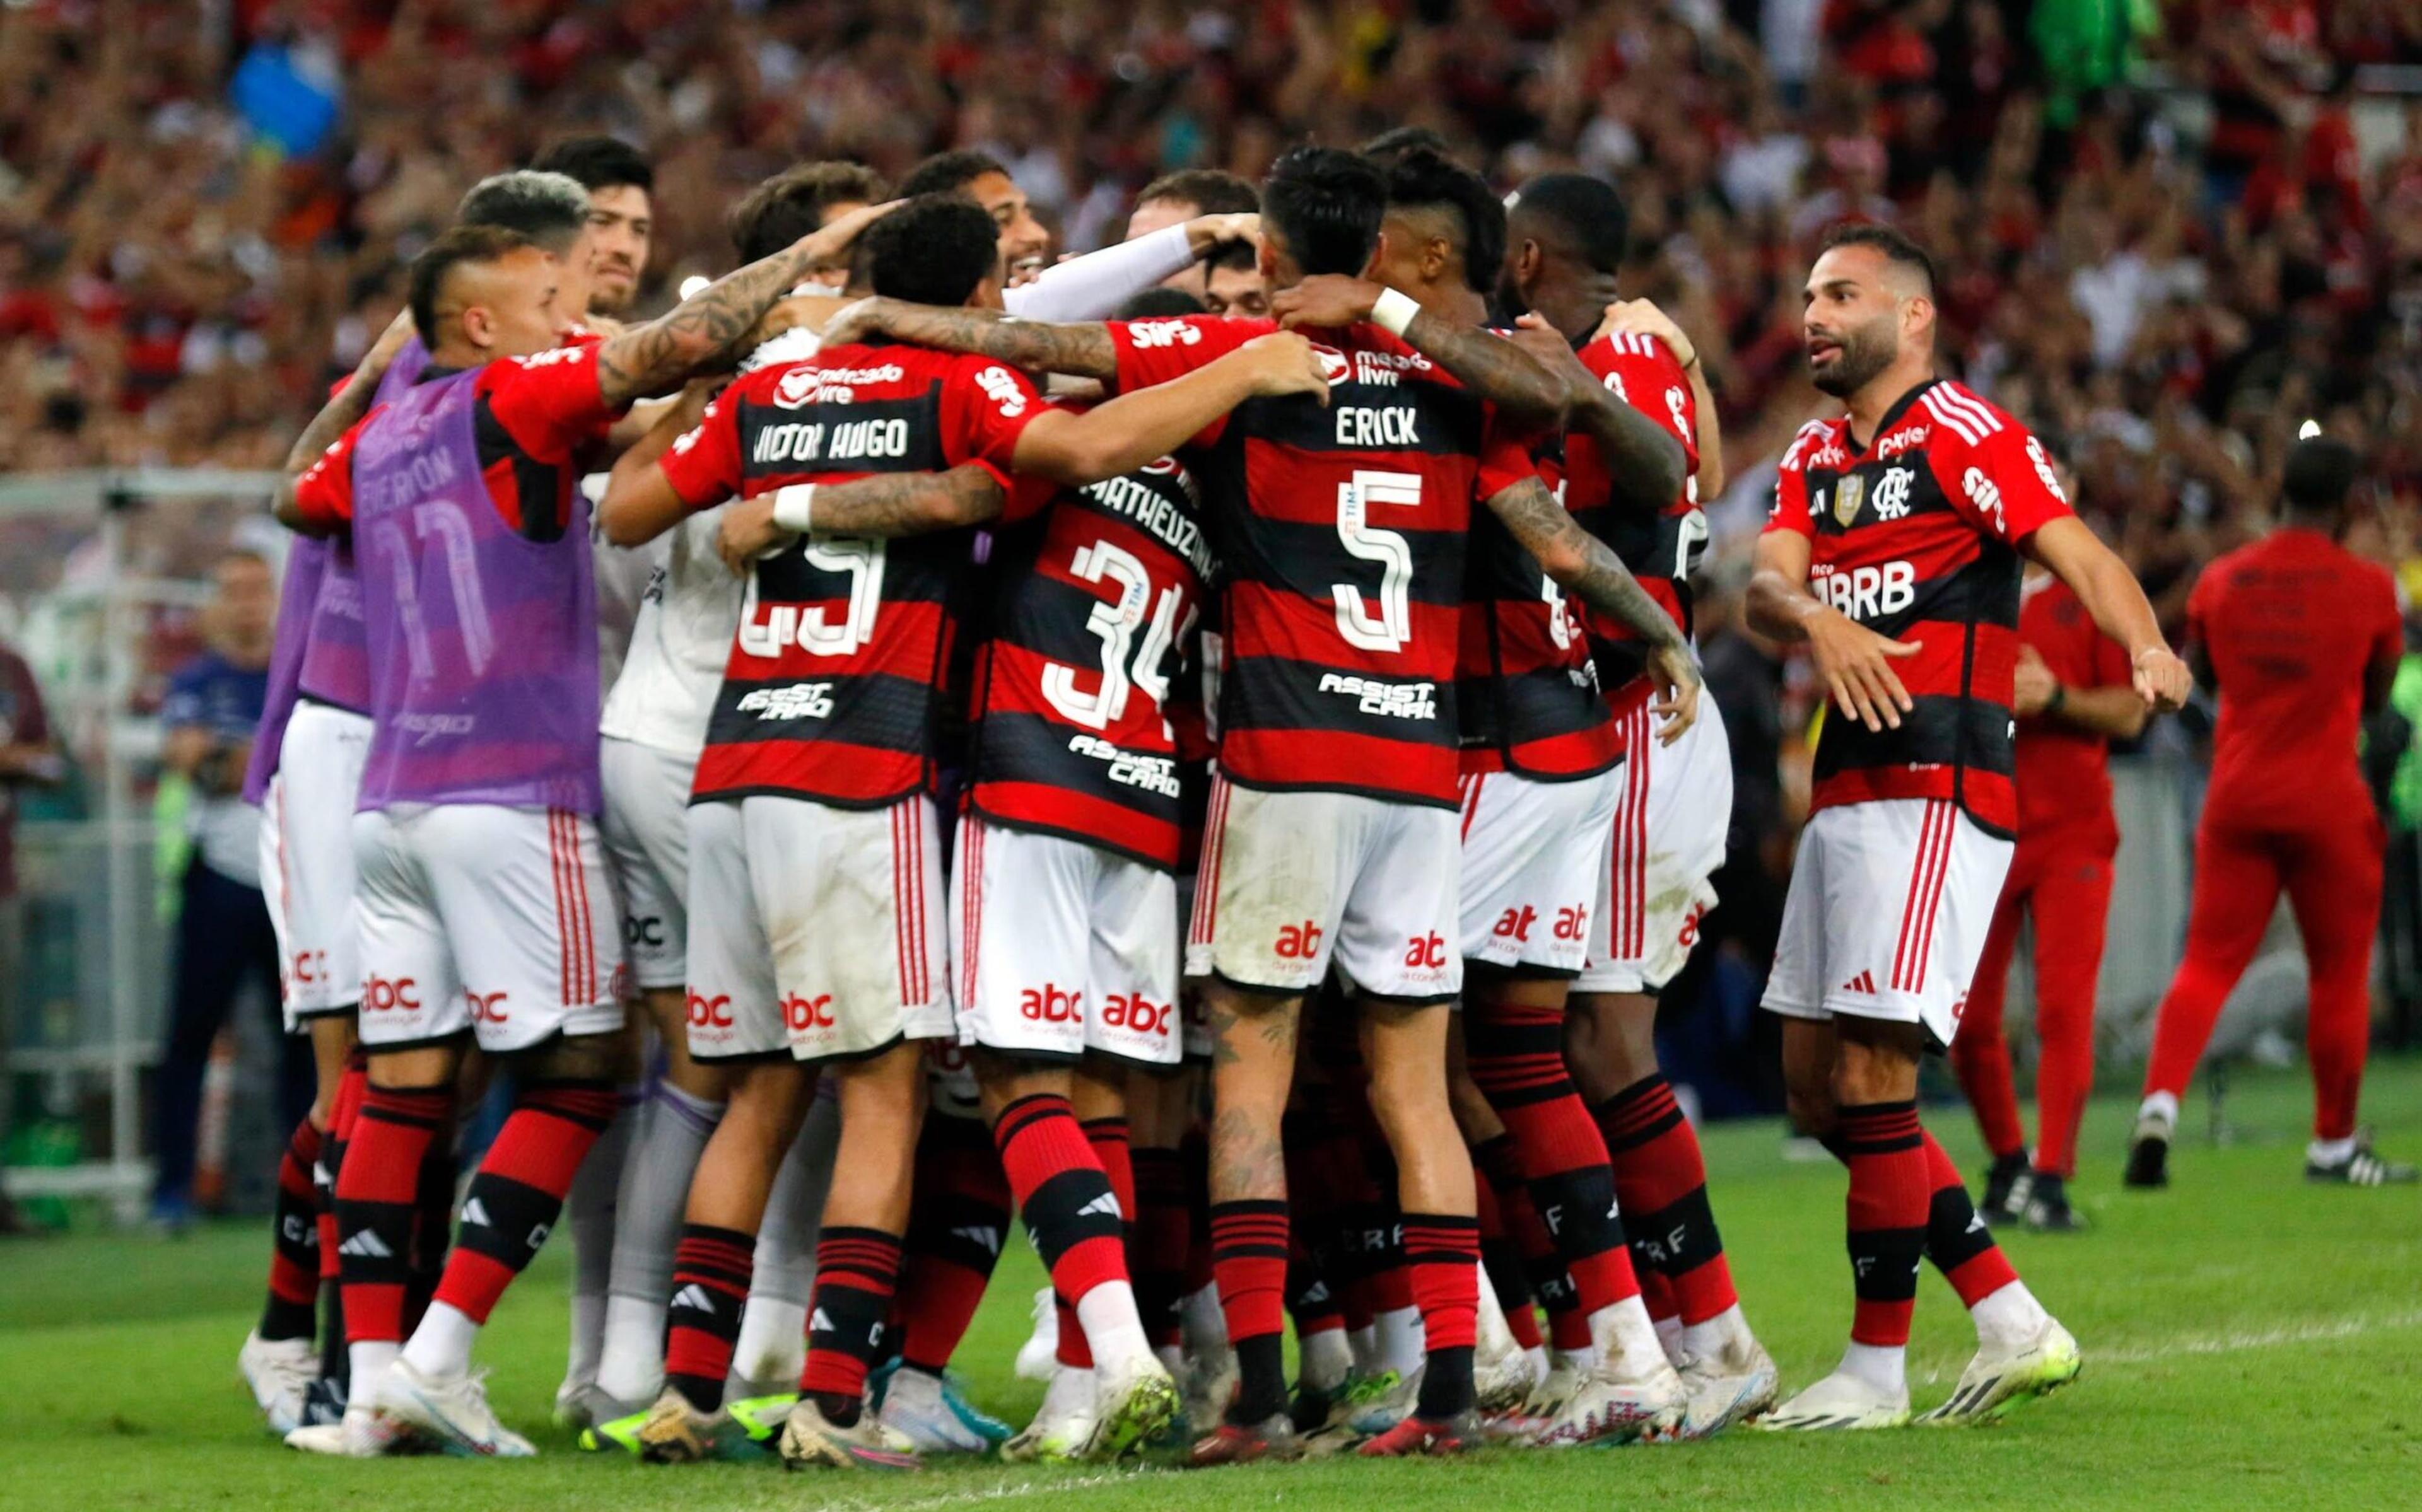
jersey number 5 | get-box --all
[1333,469,1419,653]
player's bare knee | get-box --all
[1832,1016,1924,1105]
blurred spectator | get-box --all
[0,637,64,1237]
[147,548,300,1231]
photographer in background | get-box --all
[149,549,302,1231]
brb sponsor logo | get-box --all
[1019,984,1084,1023]
[785,992,836,1032]
[1403,932,1449,970]
[1102,991,1173,1038]
[1810,559,1915,622]
[465,990,509,1025]
[1274,921,1325,960]
[363,975,421,1013]
[687,991,734,1029]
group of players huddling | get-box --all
[228,124,2192,1468]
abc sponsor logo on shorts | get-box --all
[1019,984,1083,1023]
[1102,991,1173,1038]
[785,992,836,1031]
[288,949,329,986]
[687,991,734,1028]
[465,990,508,1025]
[1491,905,1591,943]
[363,974,421,1012]
[624,914,667,950]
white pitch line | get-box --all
[781,1468,1178,1512]
[2089,1308,2422,1366]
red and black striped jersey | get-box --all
[1765,378,2074,837]
[658,339,1044,808]
[1455,379,1621,781]
[1109,314,1534,809]
[966,422,1215,871]
[1544,331,1704,718]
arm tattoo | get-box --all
[595,241,823,407]
[1565,383,1688,512]
[809,465,1005,538]
[1489,476,1684,648]
[865,303,1119,379]
[1401,308,1566,427]
[282,370,381,478]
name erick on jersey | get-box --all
[1109,313,1535,809]
[1767,378,2074,837]
[1545,330,1705,714]
[968,412,1213,871]
[657,339,1044,808]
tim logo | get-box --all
[1019,985,1083,1023]
[1403,933,1449,970]
[465,990,509,1025]
[785,992,836,1032]
[1274,921,1325,960]
[1102,992,1173,1037]
[363,975,420,1012]
[687,992,734,1028]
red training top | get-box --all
[2013,574,2133,849]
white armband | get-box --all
[771,483,816,535]
[1371,287,1421,337]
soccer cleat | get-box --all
[1181,1344,1239,1434]
[777,1395,921,1471]
[1473,1322,1534,1416]
[299,1376,349,1429]
[375,1359,535,1458]
[1079,1353,1181,1462]
[878,1365,993,1455]
[577,1405,648,1455]
[1287,1379,1337,1435]
[627,1385,755,1463]
[1187,1411,1302,1466]
[1757,1370,1911,1431]
[1979,1151,2031,1225]
[1533,1356,1686,1446]
[1357,1412,1474,1457]
[554,1380,644,1435]
[1672,1337,1781,1439]
[2124,1110,2172,1189]
[1342,1364,1419,1436]
[2307,1135,2419,1187]
[1918,1318,2082,1424]
[727,1392,797,1443]
[2024,1173,2088,1232]
[284,1398,418,1457]
[1002,1364,1096,1463]
[239,1330,319,1436]
[1013,1287,1060,1382]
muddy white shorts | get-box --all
[1188,774,1461,1003]
[1762,796,2013,1047]
[351,803,626,1053]
[951,815,1181,1067]
[684,793,951,1065]
[1457,767,1620,975]
[600,735,694,992]
[261,701,372,1028]
[1577,696,1733,996]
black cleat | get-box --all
[1980,1151,2031,1224]
[2124,1111,2170,1189]
[2023,1172,2087,1232]
[2305,1133,2418,1187]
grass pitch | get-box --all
[6,1059,2419,1511]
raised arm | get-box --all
[2025,516,2189,712]
[594,201,896,408]
[1004,214,1258,322]
[1506,314,1686,512]
[1483,475,1701,743]
[598,381,718,547]
[272,310,416,530]
[1595,298,1725,499]
[715,467,1011,572]
[817,299,1120,380]
[1269,275,1567,427]
[1010,333,1329,486]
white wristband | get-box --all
[1371,287,1420,337]
[771,483,816,535]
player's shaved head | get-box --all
[1818,223,1936,301]
[408,224,561,360]
[456,170,590,257]
[1506,173,1630,276]
[1379,148,1504,296]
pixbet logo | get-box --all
[1275,921,1325,960]
[687,991,734,1028]
[363,975,420,1012]
[1020,984,1084,1023]
[785,992,836,1032]
[1102,992,1173,1037]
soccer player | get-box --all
[276,202,889,1458]
[820,144,1703,1460]
[530,135,655,320]
[1362,148,1694,1444]
[1953,523,2150,1231]
[2131,437,2417,1188]
[1126,168,1262,300]
[599,192,1327,1470]
[1497,173,1777,1424]
[1748,224,2186,1429]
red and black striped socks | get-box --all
[1596,1073,1740,1326]
[1834,1100,1929,1349]
[260,1118,324,1342]
[1208,1199,1290,1423]
[664,1223,756,1410]
[334,1082,455,1373]
[800,1228,905,1423]
[1401,1212,1480,1421]
[897,1116,1012,1376]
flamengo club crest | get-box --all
[1832,472,1866,528]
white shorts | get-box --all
[600,735,693,992]
[260,701,372,1028]
[1577,697,1734,995]
[684,794,952,1066]
[952,815,1181,1067]
[1762,797,2013,1047]
[1456,768,1619,975]
[1187,775,1461,1002]
[351,803,626,1053]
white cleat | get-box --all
[1079,1353,1180,1462]
[374,1359,535,1457]
[1473,1305,1534,1415]
[284,1399,416,1458]
[879,1366,992,1455]
[1758,1370,1911,1431]
[1917,1318,2082,1424]
[1013,1288,1060,1383]
[1673,1337,1781,1439]
[1533,1355,1686,1446]
[240,1330,319,1436]
[1002,1364,1096,1463]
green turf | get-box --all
[6,1060,2419,1511]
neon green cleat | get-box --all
[1079,1355,1180,1462]
[1917,1320,2082,1424]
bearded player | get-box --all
[1748,224,2185,1429]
